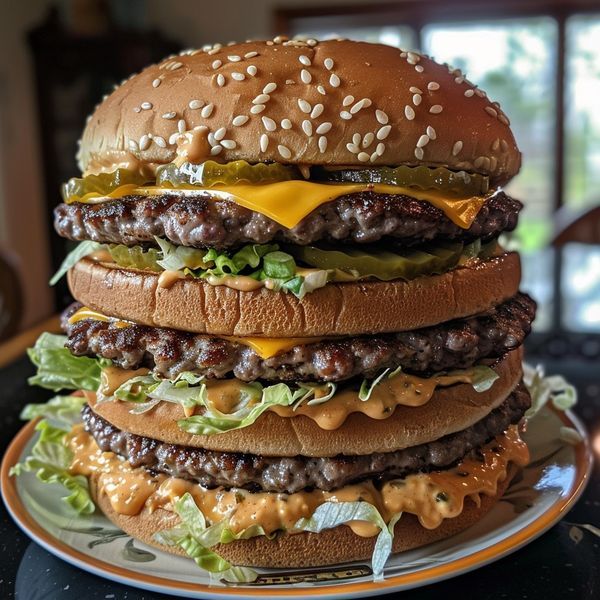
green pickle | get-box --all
[156,160,300,187]
[62,169,149,202]
[107,244,162,272]
[312,165,489,196]
[287,241,465,281]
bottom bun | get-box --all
[89,469,515,569]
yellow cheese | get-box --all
[223,336,323,359]
[72,181,487,230]
[68,307,130,328]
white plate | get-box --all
[1,406,592,599]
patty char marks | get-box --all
[63,293,536,382]
[54,190,522,250]
[81,384,531,494]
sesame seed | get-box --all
[301,69,312,84]
[263,82,277,94]
[376,110,388,125]
[340,111,352,120]
[427,82,440,91]
[152,78,161,88]
[178,119,186,133]
[376,142,385,156]
[260,134,269,152]
[139,135,150,150]
[228,55,241,62]
[212,60,222,69]
[405,105,415,120]
[247,65,257,76]
[329,73,340,87]
[262,116,276,131]
[217,74,225,87]
[429,105,443,114]
[250,104,266,114]
[311,104,324,119]
[415,65,424,73]
[133,107,141,113]
[352,133,361,145]
[233,115,249,126]
[128,139,138,151]
[370,152,378,162]
[492,138,500,151]
[253,94,270,104]
[417,134,430,148]
[464,89,475,97]
[244,51,258,58]
[500,139,509,152]
[317,85,326,95]
[475,89,487,98]
[358,152,370,162]
[141,102,153,110]
[316,122,332,134]
[307,38,318,46]
[281,119,292,129]
[207,48,220,55]
[201,104,214,118]
[298,99,311,113]
[162,111,176,120]
[343,95,354,107]
[427,126,436,140]
[474,156,490,169]
[210,145,223,156]
[324,58,334,70]
[377,125,392,140]
[362,132,375,147]
[346,143,359,153]
[278,145,292,159]
[452,141,463,156]
[414,147,424,159]
[168,133,180,145]
[455,76,465,84]
[221,139,237,149]
[302,120,313,136]
[485,106,498,118]
[409,86,423,94]
[299,55,311,66]
[490,156,498,170]
[413,94,422,106]
[286,79,295,85]
[318,136,328,153]
[232,72,245,81]
[214,127,226,141]
[498,114,510,126]
[154,136,166,148]
[189,99,203,109]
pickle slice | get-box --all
[156,160,300,188]
[62,169,149,202]
[108,244,162,272]
[311,165,489,196]
[287,241,464,281]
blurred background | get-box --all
[0,0,599,364]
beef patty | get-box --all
[82,383,530,494]
[54,190,521,250]
[64,293,535,382]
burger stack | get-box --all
[18,38,536,579]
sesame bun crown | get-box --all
[79,38,521,185]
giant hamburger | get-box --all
[16,37,536,581]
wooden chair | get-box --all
[0,251,23,341]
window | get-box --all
[280,2,600,341]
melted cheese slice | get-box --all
[68,307,130,328]
[224,335,323,359]
[72,181,487,230]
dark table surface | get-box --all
[0,351,598,600]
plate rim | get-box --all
[1,408,593,599]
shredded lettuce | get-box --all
[523,363,577,418]
[20,394,86,426]
[27,333,108,392]
[49,241,103,285]
[10,420,95,515]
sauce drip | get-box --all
[67,425,528,536]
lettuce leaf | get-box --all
[10,420,95,515]
[523,363,577,418]
[20,394,86,426]
[27,333,108,392]
[154,493,259,582]
[49,241,103,285]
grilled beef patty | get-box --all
[63,294,535,382]
[54,190,521,250]
[82,383,530,494]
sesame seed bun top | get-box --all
[78,37,521,185]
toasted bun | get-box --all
[89,466,515,568]
[87,347,522,457]
[68,253,521,337]
[79,39,520,185]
